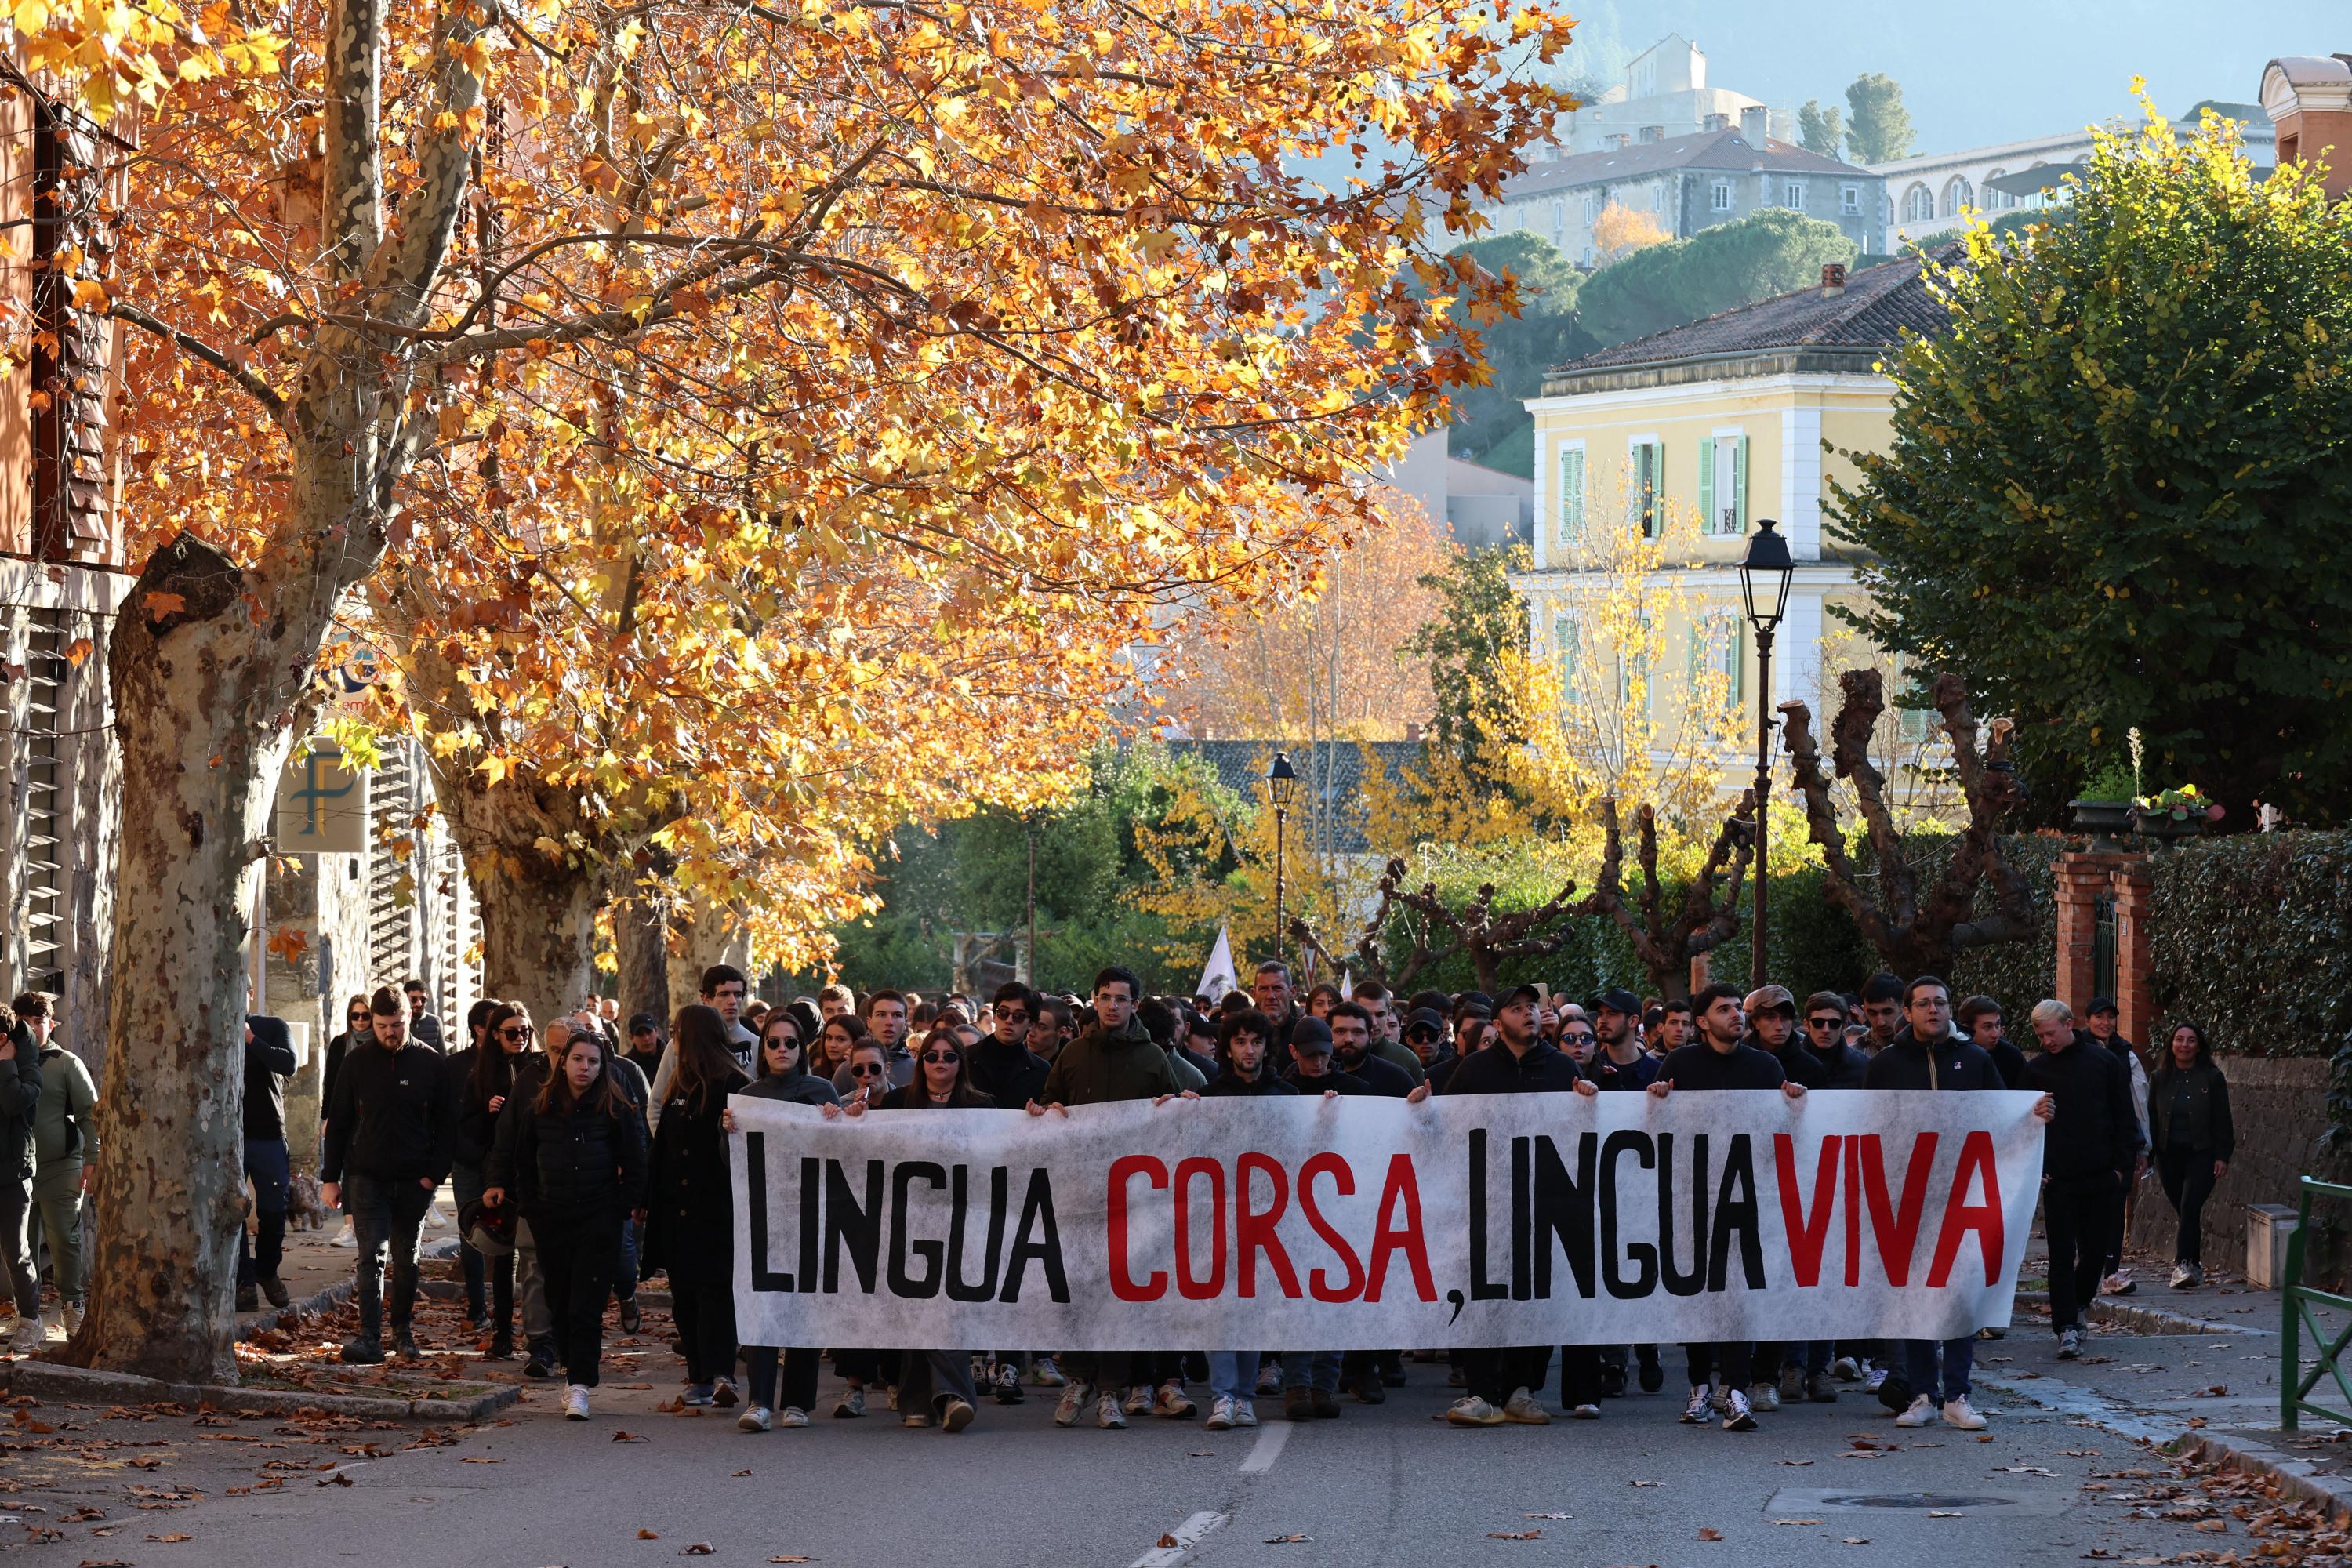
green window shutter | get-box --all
[1559,448,1584,543]
[1732,434,1749,534]
[1726,618,1744,703]
[1552,613,1576,688]
[1697,438,1715,538]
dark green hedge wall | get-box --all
[2147,830,2352,1059]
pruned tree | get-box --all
[1290,856,1592,995]
[1586,793,1755,1000]
[1778,668,2034,976]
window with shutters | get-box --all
[1555,443,1585,544]
[1709,180,1733,212]
[1690,612,1744,705]
[1697,430,1748,536]
[1552,611,1581,702]
[27,97,116,561]
[20,612,68,993]
[368,741,420,986]
[1628,437,1662,537]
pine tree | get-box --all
[1844,73,1915,164]
[1798,100,1846,159]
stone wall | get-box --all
[2126,1054,2329,1272]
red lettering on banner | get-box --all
[1236,1152,1301,1299]
[1774,1134,1842,1288]
[1298,1152,1367,1303]
[1108,1155,1168,1302]
[1843,1134,1863,1288]
[1859,1132,1938,1287]
[1173,1156,1228,1300]
[1364,1154,1436,1303]
[1926,1131,2005,1288]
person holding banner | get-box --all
[644,1006,751,1410]
[724,1007,839,1431]
[868,1026,993,1432]
[1648,982,1806,1432]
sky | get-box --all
[1555,0,2345,155]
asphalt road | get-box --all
[0,1319,2284,1568]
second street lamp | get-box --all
[1737,518,1795,991]
[1266,751,1298,971]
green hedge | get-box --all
[2147,829,2352,1058]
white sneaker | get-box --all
[1053,1379,1093,1428]
[1446,1395,1504,1426]
[1501,1388,1551,1425]
[1681,1386,1711,1423]
[738,1405,772,1432]
[330,1219,358,1249]
[2103,1269,2136,1296]
[778,1406,809,1428]
[1569,1403,1601,1419]
[2169,1263,2194,1289]
[1123,1383,1153,1416]
[423,1200,452,1229]
[832,1388,866,1419]
[61,1302,82,1336]
[564,1385,590,1420]
[1032,1356,1065,1388]
[1097,1390,1128,1429]
[1942,1396,1987,1432]
[1830,1355,1860,1381]
[1749,1380,1780,1412]
[1895,1393,1937,1428]
[1722,1387,1756,1431]
[1153,1380,1196,1418]
[1205,1395,1236,1431]
[1255,1364,1283,1395]
[1232,1399,1258,1428]
[10,1317,42,1353]
[1864,1365,1889,1393]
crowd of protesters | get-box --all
[0,962,2233,1436]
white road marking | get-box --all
[1240,1420,1291,1474]
[1129,1508,1229,1567]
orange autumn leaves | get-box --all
[31,0,1578,961]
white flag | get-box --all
[1196,924,1237,1002]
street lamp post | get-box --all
[1024,814,1038,985]
[1737,518,1795,991]
[1266,751,1298,971]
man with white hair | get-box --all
[2023,999,2136,1360]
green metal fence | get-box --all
[2282,1177,2352,1430]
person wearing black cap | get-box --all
[622,1014,666,1078]
[1581,985,1662,1396]
[1412,984,1601,1425]
[2083,996,2149,1297]
[1405,1008,1460,1092]
[1650,982,1806,1431]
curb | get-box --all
[0,1359,518,1423]
[2014,1290,2268,1337]
[2170,1428,2352,1526]
[237,1279,352,1343]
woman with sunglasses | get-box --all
[816,1038,896,1417]
[720,1011,839,1430]
[317,993,376,1249]
[855,1027,988,1432]
[644,1005,751,1410]
[456,1003,540,1358]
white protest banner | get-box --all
[730,1091,2045,1351]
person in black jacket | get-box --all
[2024,1000,2134,1356]
[1331,1003,1414,1098]
[485,1025,647,1421]
[236,1015,298,1312]
[1958,996,2028,1089]
[456,1003,539,1359]
[1404,1009,1460,1094]
[1796,989,1871,1399]
[2148,1022,2233,1289]
[1651,983,1806,1432]
[0,1004,40,1353]
[402,979,445,1052]
[644,1006,750,1410]
[319,993,372,1249]
[969,984,1051,1112]
[1864,977,2005,1432]
[1411,985,1599,1427]
[724,1008,839,1430]
[321,987,456,1365]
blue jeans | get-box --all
[1904,1336,1974,1403]
[1208,1351,1262,1403]
[616,1211,640,1303]
[238,1138,290,1286]
[1282,1349,1340,1396]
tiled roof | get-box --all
[1161,739,1425,856]
[1498,129,1872,201]
[1551,248,1957,378]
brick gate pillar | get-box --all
[2112,858,2157,1051]
[2052,851,2108,1014]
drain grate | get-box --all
[1767,1488,2073,1517]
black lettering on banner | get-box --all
[1533,1133,1597,1301]
[1708,1134,1766,1292]
[797,1156,820,1294]
[946,1166,1009,1303]
[889,1162,947,1298]
[823,1159,884,1293]
[1468,1129,1508,1301]
[1510,1135,1534,1301]
[1002,1169,1070,1305]
[1600,1131,1657,1299]
[744,1133,793,1291]
[1657,1133,1710,1298]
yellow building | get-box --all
[1512,256,1949,769]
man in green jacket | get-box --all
[1030,965,1178,1429]
[19,995,94,1337]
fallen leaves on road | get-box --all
[1523,1512,1572,1519]
[637,1529,660,1540]
[1927,1511,1963,1519]
[459,1456,503,1464]
[1487,1530,1541,1541]
[1158,1534,1180,1548]
[1264,1534,1312,1544]
[75,1559,134,1567]
[146,1533,195,1542]
[1771,1519,1822,1526]
[1778,1459,1814,1467]
[766,1558,813,1563]
[732,1470,751,1478]
[1998,1466,2059,1476]
[1842,1537,1870,1545]
[318,1472,351,1486]
[1630,1479,1662,1487]
[612,1430,649,1443]
[683,1546,716,1555]
[2195,1385,2228,1398]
